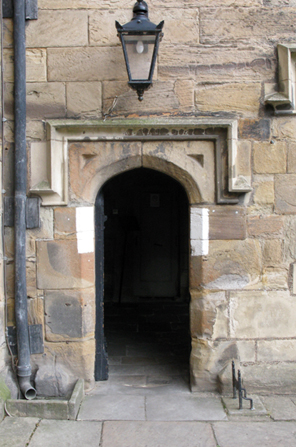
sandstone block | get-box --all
[200,7,296,45]
[254,141,286,174]
[159,46,275,83]
[283,216,296,263]
[54,207,76,238]
[236,340,256,363]
[27,83,66,119]
[3,19,12,48]
[44,288,95,341]
[262,267,288,290]
[262,239,282,266]
[190,290,227,339]
[275,174,296,214]
[230,290,296,339]
[27,120,47,141]
[4,49,47,83]
[66,82,102,118]
[240,363,296,394]
[288,143,296,173]
[26,10,88,48]
[89,10,131,46]
[4,82,14,120]
[48,47,126,82]
[39,0,131,8]
[247,215,283,237]
[272,117,296,140]
[258,339,296,362]
[27,296,44,326]
[102,81,180,115]
[238,119,270,141]
[203,239,262,290]
[3,121,14,143]
[174,80,195,112]
[153,8,199,45]
[236,140,252,180]
[195,83,261,116]
[37,240,95,290]
[253,180,275,206]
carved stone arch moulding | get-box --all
[29,118,252,207]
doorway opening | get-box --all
[95,167,190,390]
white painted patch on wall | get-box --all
[76,207,95,254]
[190,208,209,256]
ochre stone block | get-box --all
[27,83,66,119]
[27,297,44,326]
[3,19,13,48]
[262,267,288,290]
[26,10,88,48]
[253,180,275,206]
[275,174,296,214]
[288,143,296,173]
[203,239,262,289]
[89,10,131,46]
[247,215,283,237]
[200,7,296,44]
[44,288,95,341]
[195,83,261,116]
[254,141,287,174]
[37,240,95,289]
[230,290,296,339]
[48,47,126,82]
[174,80,195,112]
[67,82,102,119]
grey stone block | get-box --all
[0,417,39,447]
[68,379,84,420]
[6,398,69,419]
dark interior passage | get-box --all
[99,168,190,386]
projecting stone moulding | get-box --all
[29,118,251,206]
[265,43,296,114]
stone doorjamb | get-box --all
[32,118,252,393]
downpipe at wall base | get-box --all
[13,0,36,399]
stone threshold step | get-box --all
[5,379,84,420]
[222,395,268,419]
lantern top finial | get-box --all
[133,0,149,18]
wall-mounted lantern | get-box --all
[116,0,164,101]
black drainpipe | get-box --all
[13,0,36,399]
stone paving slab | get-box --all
[222,395,267,416]
[29,420,102,447]
[101,421,217,447]
[213,421,296,447]
[262,396,296,420]
[78,394,146,421]
[0,417,39,447]
[146,395,227,421]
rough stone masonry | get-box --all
[1,0,296,398]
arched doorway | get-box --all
[95,168,190,386]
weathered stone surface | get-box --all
[252,178,275,209]
[102,81,180,114]
[0,376,11,422]
[69,141,142,203]
[275,174,296,214]
[37,240,95,289]
[54,207,76,238]
[44,288,95,341]
[159,45,275,82]
[203,239,262,290]
[26,10,88,47]
[209,207,246,240]
[288,143,296,173]
[262,267,288,290]
[0,417,39,447]
[6,398,69,419]
[174,80,195,112]
[283,216,296,263]
[247,215,283,237]
[3,82,14,120]
[190,290,228,339]
[200,7,296,44]
[27,120,47,141]
[153,8,199,45]
[89,10,131,46]
[230,290,296,339]
[28,296,44,326]
[236,340,256,362]
[66,82,102,118]
[68,379,84,420]
[272,117,296,140]
[240,363,296,394]
[258,339,296,362]
[27,83,66,119]
[4,49,47,82]
[262,239,282,266]
[48,47,126,82]
[33,339,95,395]
[254,141,287,174]
[236,140,252,180]
[195,83,261,116]
[238,119,271,141]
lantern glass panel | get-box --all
[123,34,156,80]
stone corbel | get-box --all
[265,44,296,115]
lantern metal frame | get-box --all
[116,0,164,101]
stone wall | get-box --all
[3,0,296,395]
